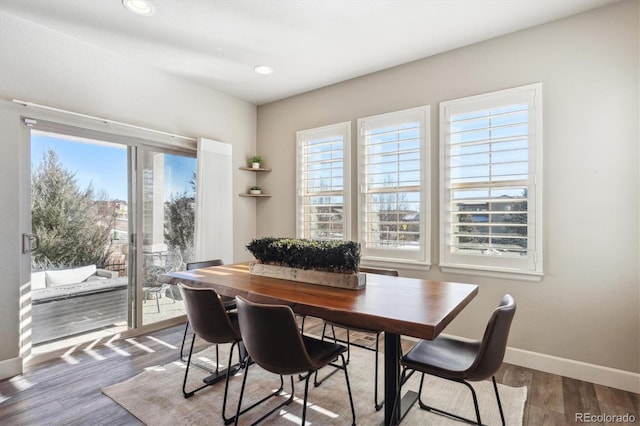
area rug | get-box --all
[103,344,527,425]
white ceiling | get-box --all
[0,0,620,105]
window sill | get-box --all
[439,264,543,282]
[360,257,431,272]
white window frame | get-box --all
[439,83,543,281]
[357,106,430,266]
[296,122,351,240]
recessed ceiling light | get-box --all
[254,65,274,75]
[122,0,154,16]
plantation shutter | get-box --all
[440,83,543,276]
[358,106,430,264]
[296,122,350,240]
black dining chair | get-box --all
[234,296,356,426]
[180,259,236,364]
[178,283,246,424]
[316,266,399,411]
[392,294,516,426]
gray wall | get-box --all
[256,0,639,373]
[0,11,257,375]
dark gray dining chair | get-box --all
[234,296,356,426]
[180,259,236,364]
[316,266,399,411]
[178,283,246,424]
[392,294,516,425]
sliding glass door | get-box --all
[27,124,196,350]
[139,148,196,326]
[30,130,130,348]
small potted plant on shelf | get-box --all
[249,155,263,169]
[249,186,262,195]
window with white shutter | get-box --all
[358,106,430,265]
[440,83,543,279]
[296,122,350,240]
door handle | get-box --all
[22,233,40,254]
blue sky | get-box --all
[31,132,195,201]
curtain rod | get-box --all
[12,99,197,142]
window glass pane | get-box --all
[364,190,421,249]
[491,124,528,139]
[450,185,529,257]
[442,85,541,274]
[297,124,348,240]
[142,150,196,326]
[30,131,130,347]
[358,107,429,264]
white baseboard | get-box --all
[0,356,23,381]
[504,347,640,394]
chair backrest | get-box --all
[468,294,516,380]
[178,283,240,344]
[235,296,315,375]
[359,266,399,276]
[186,259,224,270]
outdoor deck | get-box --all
[33,292,185,355]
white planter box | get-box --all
[249,262,366,290]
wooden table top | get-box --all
[167,262,478,341]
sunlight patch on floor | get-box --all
[60,345,80,365]
[83,349,106,361]
[104,343,131,357]
[125,338,155,353]
[146,335,177,349]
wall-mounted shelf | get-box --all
[239,165,271,198]
[239,166,272,172]
[239,193,272,198]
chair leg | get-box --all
[301,369,311,425]
[374,330,383,411]
[340,327,351,364]
[237,341,249,368]
[183,336,241,400]
[309,353,356,426]
[304,321,333,383]
[180,321,222,373]
[233,360,291,426]
[314,324,348,387]
[467,380,482,426]
[317,324,381,413]
[182,334,210,398]
[339,353,356,426]
[416,373,485,426]
[492,376,506,426]
[221,341,242,424]
[180,321,190,362]
[216,345,222,373]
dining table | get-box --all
[167,262,478,425]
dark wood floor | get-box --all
[0,319,637,425]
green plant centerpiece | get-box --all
[246,237,365,289]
